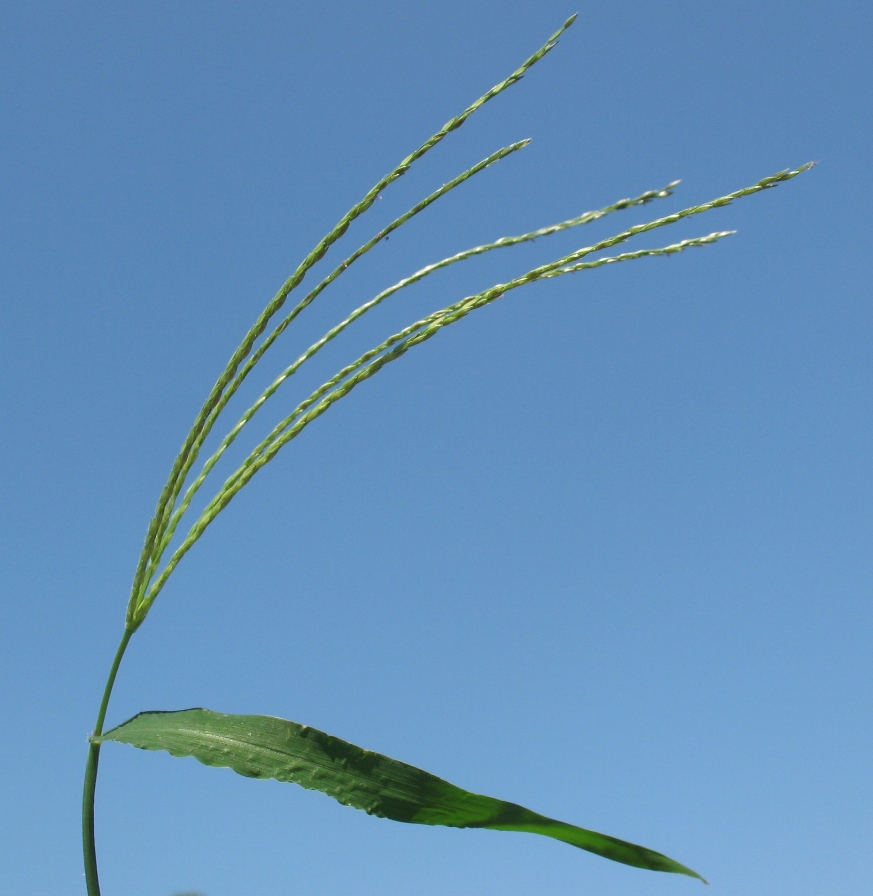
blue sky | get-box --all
[1,2,870,895]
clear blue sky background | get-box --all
[1,2,870,895]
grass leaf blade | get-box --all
[100,708,705,881]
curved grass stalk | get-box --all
[128,15,577,614]
[83,11,815,895]
[87,21,582,894]
[156,180,680,564]
[134,228,730,624]
[131,162,812,625]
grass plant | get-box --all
[82,15,811,894]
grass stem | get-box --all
[82,628,134,896]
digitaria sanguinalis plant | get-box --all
[82,15,812,894]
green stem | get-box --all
[82,628,134,896]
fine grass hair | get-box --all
[82,15,811,895]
